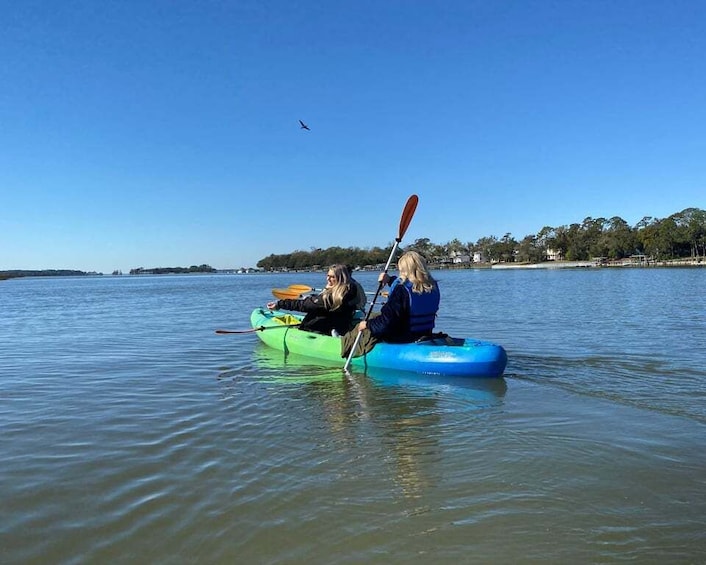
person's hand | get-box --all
[377,272,390,285]
[267,301,277,310]
[357,320,367,332]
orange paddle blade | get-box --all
[288,284,313,293]
[272,288,302,300]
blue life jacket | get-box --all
[400,280,440,334]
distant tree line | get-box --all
[257,246,395,271]
[256,207,706,269]
[129,264,216,275]
[0,269,93,279]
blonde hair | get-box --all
[321,264,351,310]
[396,251,435,293]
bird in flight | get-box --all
[299,120,310,131]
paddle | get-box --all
[216,324,300,335]
[272,288,303,300]
[343,194,419,372]
[280,284,386,298]
[288,284,314,293]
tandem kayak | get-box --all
[250,308,508,378]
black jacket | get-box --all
[276,285,358,335]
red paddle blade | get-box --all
[398,194,418,241]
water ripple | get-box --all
[2,273,706,563]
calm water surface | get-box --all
[1,269,705,563]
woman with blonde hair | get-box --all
[267,264,358,336]
[355,251,440,343]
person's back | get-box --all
[346,266,367,311]
[351,277,367,311]
[358,251,440,343]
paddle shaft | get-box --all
[343,242,400,370]
[215,323,300,335]
[343,194,418,372]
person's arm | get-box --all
[273,295,328,314]
[361,285,407,337]
[377,273,397,287]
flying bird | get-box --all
[299,120,310,131]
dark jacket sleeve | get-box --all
[278,286,359,335]
[277,286,358,315]
[367,284,408,339]
[276,295,328,314]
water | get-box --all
[1,269,705,563]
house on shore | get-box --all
[546,248,564,261]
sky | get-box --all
[1,0,705,273]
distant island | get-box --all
[129,264,216,275]
[0,269,97,280]
[0,265,218,280]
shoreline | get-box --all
[3,259,704,279]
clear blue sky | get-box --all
[2,0,704,273]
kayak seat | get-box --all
[273,313,302,326]
[415,332,463,346]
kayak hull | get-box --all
[250,308,507,378]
